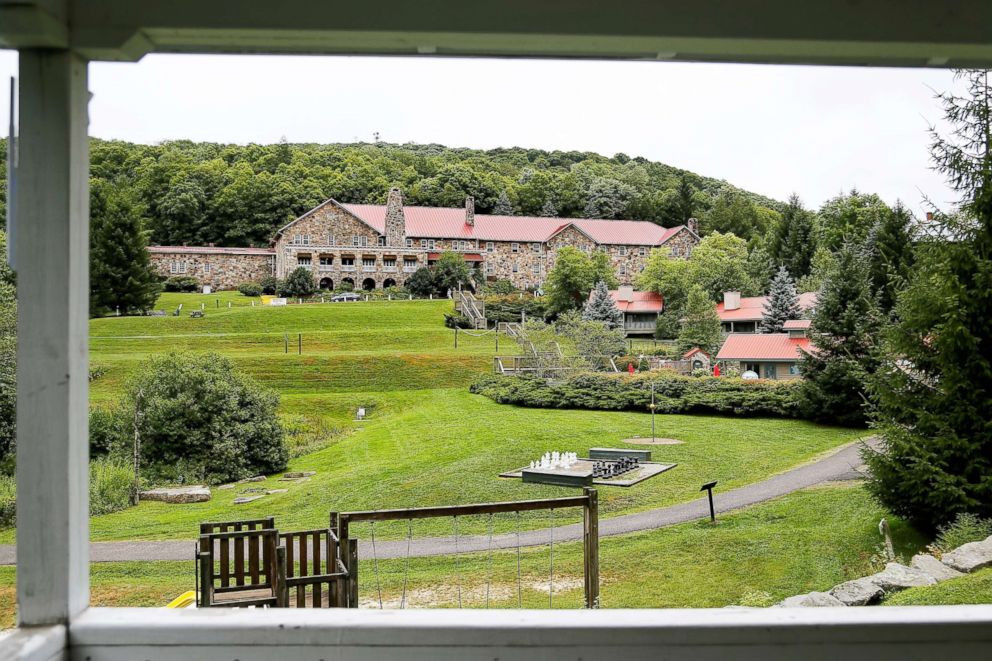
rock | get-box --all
[829,578,884,606]
[216,483,236,490]
[238,475,266,483]
[140,486,211,504]
[283,471,315,478]
[867,562,937,593]
[776,592,845,607]
[266,489,288,495]
[941,538,992,573]
[233,495,265,504]
[911,554,965,581]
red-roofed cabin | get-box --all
[716,290,818,333]
[716,325,812,380]
[599,286,665,336]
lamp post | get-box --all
[700,481,718,522]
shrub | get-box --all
[278,267,317,298]
[483,279,516,296]
[482,293,550,322]
[123,351,288,484]
[405,267,437,297]
[470,372,802,418]
[237,282,263,297]
[89,406,128,457]
[934,513,992,554]
[163,276,200,292]
[384,285,408,298]
[444,312,473,329]
[259,275,280,295]
[0,474,14,527]
[89,458,135,516]
[335,281,355,293]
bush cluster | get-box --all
[237,282,263,297]
[0,474,14,527]
[481,293,550,323]
[470,372,802,418]
[163,276,200,292]
[444,312,473,329]
[89,458,136,516]
[934,513,992,554]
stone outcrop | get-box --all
[140,486,211,504]
[940,537,992,573]
[867,562,937,593]
[776,592,844,607]
[911,553,965,581]
[828,578,884,606]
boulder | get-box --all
[829,578,884,606]
[140,486,211,504]
[776,592,845,608]
[233,495,265,505]
[911,554,965,581]
[867,562,937,593]
[283,471,315,478]
[941,538,992,573]
[238,475,266,483]
[266,489,288,495]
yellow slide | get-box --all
[166,591,197,609]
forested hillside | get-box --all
[0,138,783,248]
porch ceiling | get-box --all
[3,1,992,66]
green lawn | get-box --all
[0,483,929,625]
[885,568,992,606]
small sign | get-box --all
[202,286,212,294]
[270,298,287,306]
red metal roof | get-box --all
[783,319,812,330]
[682,347,710,360]
[716,333,812,361]
[340,203,687,246]
[148,246,274,256]
[600,289,664,313]
[716,292,817,322]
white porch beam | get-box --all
[14,49,90,627]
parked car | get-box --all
[331,292,361,302]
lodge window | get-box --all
[619,264,626,275]
[363,257,376,267]
[598,245,608,252]
[486,262,495,274]
[486,241,495,252]
[531,242,541,253]
[327,233,334,246]
[298,256,312,266]
[532,264,540,274]
[427,239,436,249]
[789,364,800,376]
[619,245,627,255]
[353,236,368,247]
[170,260,187,274]
[319,256,333,266]
[406,238,413,248]
[341,257,355,266]
[378,236,386,246]
[420,239,427,248]
[512,263,519,273]
[383,258,396,267]
[511,243,519,253]
[202,263,211,274]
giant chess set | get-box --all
[501,448,676,487]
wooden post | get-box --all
[454,326,458,349]
[14,50,91,626]
[348,538,359,608]
[199,550,213,607]
[274,545,288,607]
[298,333,302,355]
[284,334,288,354]
[583,487,600,609]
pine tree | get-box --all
[797,241,880,426]
[89,182,162,316]
[493,189,514,216]
[746,245,776,295]
[866,202,916,316]
[674,173,695,223]
[582,280,624,329]
[677,286,722,355]
[760,266,802,333]
[540,199,558,217]
[865,70,992,531]
[770,194,818,279]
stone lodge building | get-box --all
[148,188,700,291]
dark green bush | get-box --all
[482,293,550,322]
[444,312,473,329]
[278,268,317,298]
[163,275,200,292]
[89,406,128,458]
[0,475,14,527]
[260,275,280,295]
[470,372,802,418]
[237,282,263,297]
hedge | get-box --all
[470,372,802,418]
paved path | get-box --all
[0,438,876,565]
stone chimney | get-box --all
[687,217,699,234]
[465,196,475,226]
[385,187,405,247]
[723,291,741,311]
[617,285,635,303]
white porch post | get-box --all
[14,49,90,626]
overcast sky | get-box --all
[0,51,961,214]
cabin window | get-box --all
[531,242,541,253]
[639,246,646,256]
[512,263,519,273]
[619,245,627,255]
[511,243,520,253]
[406,238,413,247]
[378,236,386,246]
[486,241,495,252]
[202,263,211,274]
[532,264,540,274]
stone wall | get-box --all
[149,251,275,290]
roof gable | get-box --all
[716,333,812,361]
[273,197,382,242]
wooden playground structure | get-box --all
[196,489,600,609]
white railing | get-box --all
[341,265,356,272]
[318,265,334,272]
[362,265,376,272]
[403,265,417,272]
[383,266,397,272]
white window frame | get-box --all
[378,235,386,246]
[406,238,414,247]
[639,246,646,256]
[420,239,428,248]
[511,242,520,253]
[531,242,541,253]
[512,263,519,273]
[297,256,312,266]
[8,22,992,661]
[202,262,211,274]
[486,241,495,252]
[618,245,627,256]
[427,239,436,250]
[169,260,179,274]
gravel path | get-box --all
[0,438,876,565]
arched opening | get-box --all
[382,278,396,289]
[342,277,355,290]
[319,277,333,290]
[362,278,376,291]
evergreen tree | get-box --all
[796,246,837,293]
[582,280,623,329]
[405,267,436,297]
[677,286,722,355]
[746,245,776,293]
[770,194,818,279]
[492,189,514,215]
[278,267,317,298]
[865,70,992,530]
[760,266,802,333]
[674,173,696,223]
[797,241,880,426]
[866,202,916,316]
[540,199,558,217]
[89,181,161,316]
